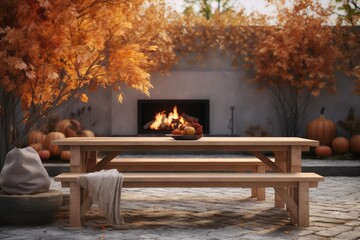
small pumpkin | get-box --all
[56,119,81,137]
[307,107,336,146]
[331,137,349,154]
[81,130,95,137]
[56,119,71,133]
[30,143,43,152]
[60,151,70,161]
[315,146,332,157]
[28,129,46,145]
[38,149,51,161]
[45,132,65,156]
[350,135,360,155]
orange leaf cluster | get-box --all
[0,0,176,121]
[335,24,360,94]
[165,1,359,97]
[251,0,340,96]
[166,9,266,68]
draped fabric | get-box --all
[77,169,123,226]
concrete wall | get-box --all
[73,50,360,137]
[57,87,112,136]
[305,72,360,137]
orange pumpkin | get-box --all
[307,107,336,146]
[331,137,349,154]
[30,143,43,152]
[56,119,71,133]
[60,151,71,161]
[38,150,51,161]
[28,129,46,145]
[56,119,81,137]
[45,132,65,156]
[81,130,95,137]
[350,135,360,154]
[315,146,332,157]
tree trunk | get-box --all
[0,89,17,169]
[270,85,310,137]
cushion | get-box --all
[0,146,50,194]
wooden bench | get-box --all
[55,172,324,228]
[103,157,271,200]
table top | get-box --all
[52,136,319,147]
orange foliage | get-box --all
[0,0,176,133]
[0,0,358,145]
[166,9,266,67]
[336,24,360,94]
[252,0,340,96]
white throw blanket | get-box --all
[77,169,123,226]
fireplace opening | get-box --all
[138,99,209,134]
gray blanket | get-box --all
[77,169,123,226]
[0,146,50,194]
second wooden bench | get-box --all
[103,157,272,200]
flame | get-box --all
[149,106,185,130]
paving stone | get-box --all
[345,221,360,227]
[1,176,360,239]
[297,235,330,240]
[312,221,337,228]
[316,225,353,237]
[336,230,360,240]
[355,226,360,230]
[310,216,347,224]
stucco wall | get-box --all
[70,50,360,137]
[111,70,274,136]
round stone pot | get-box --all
[0,190,63,225]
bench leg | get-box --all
[274,185,310,227]
[69,182,82,227]
[254,165,265,201]
[297,182,310,227]
[289,187,297,225]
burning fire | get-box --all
[149,106,185,130]
[144,105,203,135]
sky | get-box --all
[167,0,333,15]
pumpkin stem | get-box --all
[320,107,325,115]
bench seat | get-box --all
[103,157,271,172]
[103,157,271,200]
[55,172,324,228]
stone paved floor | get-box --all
[0,177,359,240]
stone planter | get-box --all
[0,190,63,225]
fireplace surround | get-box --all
[138,99,209,134]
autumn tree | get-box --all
[333,0,360,93]
[0,0,175,166]
[158,0,345,137]
[171,0,340,137]
[184,0,238,19]
[250,0,341,136]
[334,0,360,25]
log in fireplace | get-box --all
[138,99,209,134]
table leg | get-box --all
[86,151,97,172]
[289,146,302,223]
[290,146,302,173]
[70,146,86,173]
[274,151,287,208]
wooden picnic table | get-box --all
[52,136,319,175]
[52,136,321,227]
